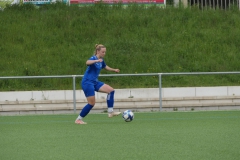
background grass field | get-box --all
[1,111,240,160]
[1,3,240,91]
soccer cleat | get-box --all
[75,119,87,124]
[108,111,121,118]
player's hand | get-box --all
[98,59,103,62]
[114,69,120,73]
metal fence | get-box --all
[1,71,240,113]
[189,0,240,10]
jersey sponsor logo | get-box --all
[95,62,102,68]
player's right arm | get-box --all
[86,59,103,65]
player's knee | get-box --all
[88,100,96,106]
[109,90,115,95]
[107,85,114,93]
[87,95,96,106]
[89,102,95,106]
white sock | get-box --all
[77,115,83,120]
[108,108,113,113]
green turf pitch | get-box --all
[1,111,240,160]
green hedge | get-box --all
[0,3,240,91]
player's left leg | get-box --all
[98,83,121,118]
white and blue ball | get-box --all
[122,110,134,122]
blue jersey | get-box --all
[82,56,106,84]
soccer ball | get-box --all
[122,110,134,122]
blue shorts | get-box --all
[81,81,104,97]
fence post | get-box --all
[174,0,188,7]
[239,0,240,10]
[158,73,162,111]
[182,0,188,7]
[72,75,76,113]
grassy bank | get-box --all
[0,3,240,91]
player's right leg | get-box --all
[75,83,95,124]
[75,96,95,124]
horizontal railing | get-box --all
[1,71,240,113]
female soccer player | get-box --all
[75,44,121,124]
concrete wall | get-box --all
[1,86,240,102]
[1,86,240,115]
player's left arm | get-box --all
[105,65,120,73]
